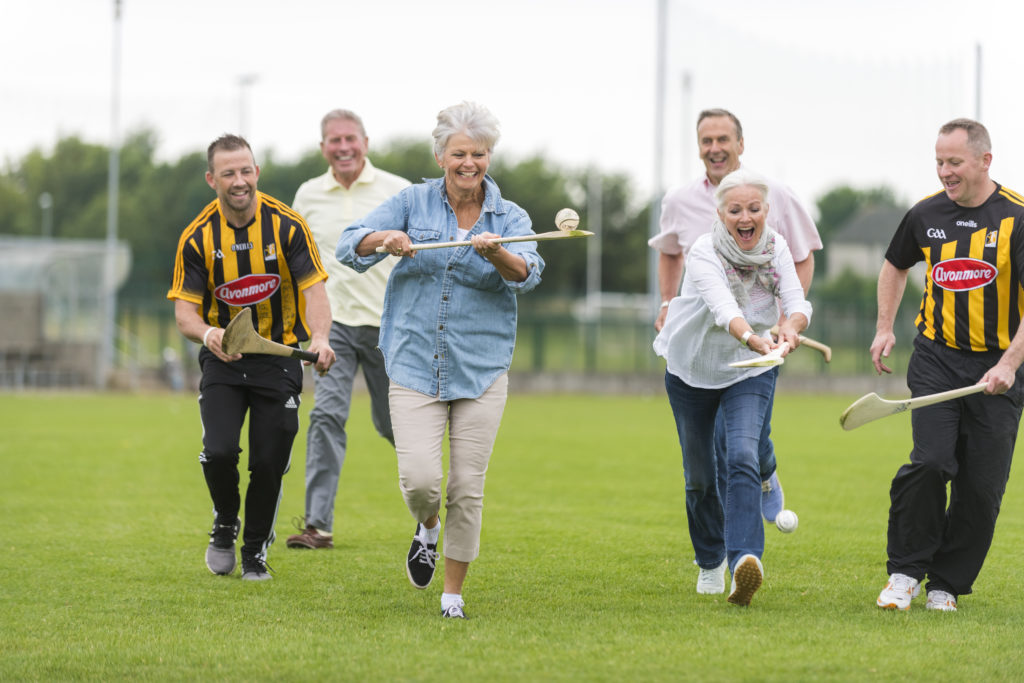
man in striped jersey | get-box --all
[871,118,1024,612]
[168,134,335,581]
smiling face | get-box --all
[718,184,768,251]
[698,115,744,186]
[321,117,368,188]
[206,147,260,225]
[437,132,490,198]
[936,128,993,207]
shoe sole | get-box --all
[406,562,433,589]
[286,539,333,549]
[727,557,763,606]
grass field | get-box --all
[3,387,1024,681]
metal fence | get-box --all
[2,281,921,393]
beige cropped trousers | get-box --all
[388,374,508,563]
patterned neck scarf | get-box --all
[711,218,780,307]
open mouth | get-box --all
[738,227,755,240]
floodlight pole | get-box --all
[238,74,258,138]
[648,0,668,313]
[975,43,982,120]
[100,0,122,389]
[586,167,603,316]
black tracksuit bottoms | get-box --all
[886,335,1023,597]
[197,349,302,561]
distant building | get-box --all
[826,206,907,281]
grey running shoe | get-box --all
[205,518,240,575]
[241,554,273,582]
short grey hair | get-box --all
[715,168,769,209]
[431,101,500,159]
[939,117,991,156]
[320,109,367,140]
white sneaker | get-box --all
[876,573,921,610]
[926,590,957,612]
[727,554,763,606]
[696,559,727,595]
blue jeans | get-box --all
[714,366,778,485]
[665,369,776,571]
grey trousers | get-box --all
[304,322,394,532]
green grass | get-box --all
[3,389,1024,681]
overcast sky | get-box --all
[4,0,1023,214]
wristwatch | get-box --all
[740,330,753,347]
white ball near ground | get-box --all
[555,208,580,232]
[775,509,798,533]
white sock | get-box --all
[420,521,440,545]
[441,592,463,610]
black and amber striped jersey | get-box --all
[886,184,1024,352]
[167,192,328,346]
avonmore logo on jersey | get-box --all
[214,274,281,305]
[931,258,997,292]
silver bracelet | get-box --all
[740,329,753,347]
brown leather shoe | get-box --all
[286,525,334,549]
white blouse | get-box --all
[653,230,813,389]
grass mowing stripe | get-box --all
[2,391,1024,680]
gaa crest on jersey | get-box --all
[986,230,998,248]
[264,243,277,261]
[931,258,997,292]
[214,274,281,305]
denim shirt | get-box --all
[336,176,544,400]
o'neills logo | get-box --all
[214,274,281,305]
[931,258,997,291]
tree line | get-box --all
[0,128,903,305]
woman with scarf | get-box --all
[654,168,812,607]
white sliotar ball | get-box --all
[555,208,580,232]
[775,509,798,533]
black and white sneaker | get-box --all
[241,554,273,582]
[441,604,467,619]
[406,523,439,589]
[205,517,240,576]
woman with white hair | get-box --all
[337,101,544,619]
[654,168,811,606]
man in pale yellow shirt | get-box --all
[287,109,410,550]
